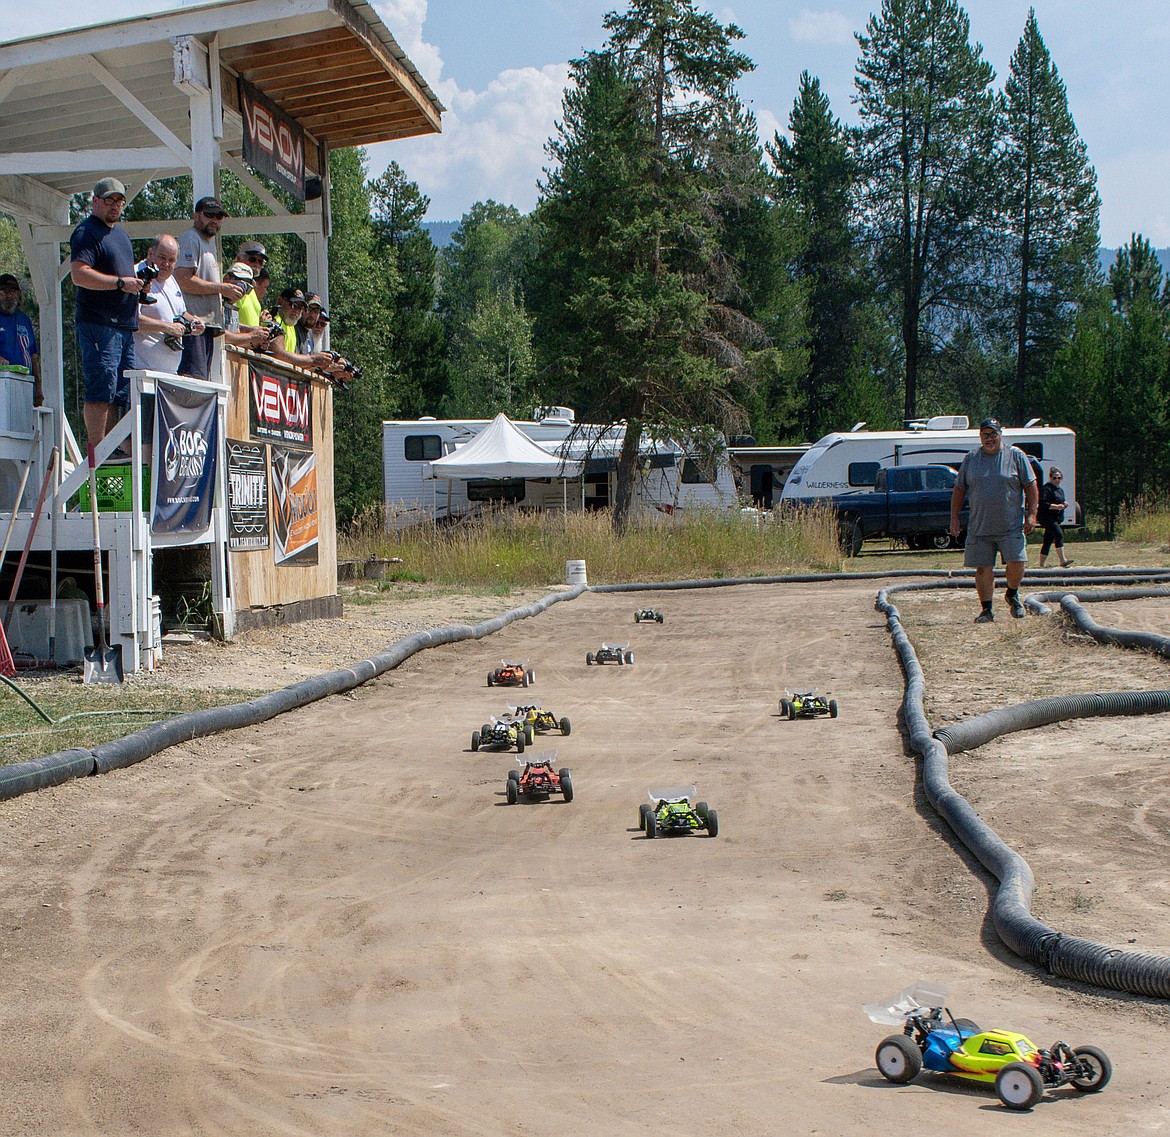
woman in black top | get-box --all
[1038,466,1073,567]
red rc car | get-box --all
[506,752,574,804]
[488,659,535,687]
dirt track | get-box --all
[2,581,1169,1136]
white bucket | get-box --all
[565,559,588,586]
[149,595,163,665]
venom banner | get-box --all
[151,379,219,539]
[238,76,305,200]
[249,366,313,448]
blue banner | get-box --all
[151,379,219,538]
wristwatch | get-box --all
[115,277,124,291]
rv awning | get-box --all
[425,414,584,480]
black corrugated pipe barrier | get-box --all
[0,585,587,797]
[880,574,1170,997]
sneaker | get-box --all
[974,610,994,624]
[1008,598,1026,619]
[1061,559,1074,568]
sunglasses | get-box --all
[200,211,226,220]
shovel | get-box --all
[83,444,123,684]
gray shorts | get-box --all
[964,531,1027,568]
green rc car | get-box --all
[779,689,838,720]
[638,786,718,838]
[634,608,664,623]
[510,704,571,742]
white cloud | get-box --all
[365,63,569,222]
[788,9,853,46]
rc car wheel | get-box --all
[875,1035,922,1084]
[487,671,494,686]
[644,810,657,838]
[505,778,518,804]
[559,770,573,802]
[508,768,520,783]
[559,716,571,735]
[525,724,535,745]
[634,613,641,623]
[694,801,708,818]
[471,730,481,751]
[624,650,634,665]
[705,809,718,837]
[779,698,790,717]
[516,732,525,753]
[616,652,624,665]
[522,671,530,687]
[586,652,594,666]
[481,723,491,742]
[829,699,839,718]
[656,613,663,623]
[995,1062,1044,1110]
[952,1018,981,1033]
[528,669,536,685]
[639,803,651,831]
[786,701,795,721]
[1069,1046,1112,1092]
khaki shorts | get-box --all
[964,531,1027,568]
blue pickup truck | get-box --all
[833,464,967,556]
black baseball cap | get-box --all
[978,417,1003,433]
[0,273,20,290]
[194,196,226,216]
[280,287,307,305]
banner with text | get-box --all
[249,366,313,449]
[271,447,319,566]
[227,439,270,551]
[238,76,305,200]
[151,379,219,539]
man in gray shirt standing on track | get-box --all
[950,417,1039,623]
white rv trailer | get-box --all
[382,410,737,527]
[780,416,1078,520]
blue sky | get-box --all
[7,1,1170,247]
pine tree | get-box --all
[854,0,998,424]
[1001,8,1100,421]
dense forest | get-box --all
[2,0,1168,533]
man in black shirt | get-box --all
[69,177,147,448]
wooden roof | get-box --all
[0,0,443,210]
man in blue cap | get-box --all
[950,418,1038,622]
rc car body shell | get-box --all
[866,982,1112,1111]
[779,689,838,720]
[506,751,573,803]
[639,785,718,838]
[488,659,534,687]
[510,705,571,737]
[471,715,526,753]
[587,642,634,666]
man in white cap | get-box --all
[950,417,1038,623]
[69,177,148,447]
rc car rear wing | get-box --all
[517,749,557,766]
[863,980,949,1025]
[647,785,698,804]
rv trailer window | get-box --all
[467,478,526,503]
[1017,442,1043,460]
[848,462,880,487]
[681,457,714,484]
[404,434,442,461]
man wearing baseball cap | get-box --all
[69,178,147,447]
[950,417,1039,623]
[0,273,43,407]
[174,196,244,380]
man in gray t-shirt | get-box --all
[175,196,245,379]
[950,417,1038,623]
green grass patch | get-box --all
[1116,499,1170,547]
[0,678,266,768]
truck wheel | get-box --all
[930,534,952,550]
[875,1035,922,1084]
[839,517,863,558]
[995,1062,1044,1110]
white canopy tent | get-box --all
[424,413,584,513]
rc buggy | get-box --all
[487,659,535,687]
[638,786,718,838]
[506,751,574,804]
[587,642,634,666]
[510,704,571,741]
[471,715,526,753]
[865,981,1111,1111]
[634,608,664,624]
[779,689,838,720]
